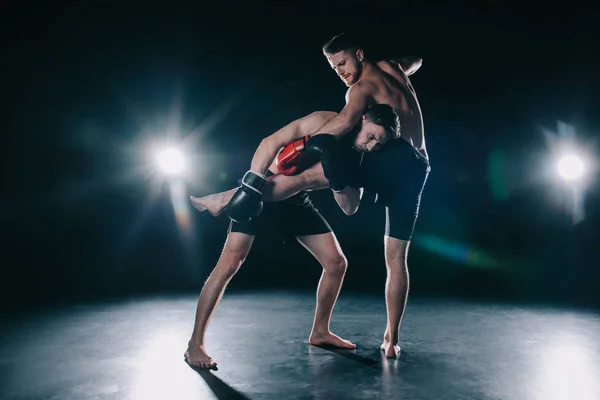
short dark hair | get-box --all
[322,32,362,54]
[364,104,401,139]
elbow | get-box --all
[259,136,279,153]
[344,208,357,216]
[341,203,359,216]
[259,136,271,148]
[410,58,423,74]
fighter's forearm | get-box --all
[249,137,282,176]
[333,186,363,215]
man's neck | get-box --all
[357,61,377,81]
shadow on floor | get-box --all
[194,369,252,400]
[312,344,381,367]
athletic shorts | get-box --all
[343,139,430,241]
[229,190,332,241]
[381,167,429,241]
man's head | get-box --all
[353,104,401,153]
[322,33,366,87]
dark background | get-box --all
[2,1,599,312]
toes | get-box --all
[200,360,216,369]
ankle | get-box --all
[387,331,399,344]
[189,337,206,347]
[310,327,331,337]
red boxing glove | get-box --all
[276,136,319,176]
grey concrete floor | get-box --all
[1,291,599,400]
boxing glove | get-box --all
[305,134,349,192]
[276,136,319,176]
[224,171,267,223]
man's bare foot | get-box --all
[381,341,401,358]
[380,330,390,351]
[309,331,356,349]
[184,342,217,369]
[190,189,236,216]
[381,330,400,358]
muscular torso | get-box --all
[356,60,427,159]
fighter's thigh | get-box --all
[296,232,347,270]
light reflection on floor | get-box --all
[1,292,599,400]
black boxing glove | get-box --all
[224,171,267,223]
[305,134,349,192]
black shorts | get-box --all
[229,191,332,241]
[382,167,429,241]
[344,139,430,241]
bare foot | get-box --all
[382,341,401,358]
[381,330,401,358]
[190,189,236,216]
[309,331,356,349]
[184,342,217,369]
[380,330,390,351]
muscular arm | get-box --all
[249,111,337,175]
[389,56,422,76]
[310,82,374,139]
[333,186,363,215]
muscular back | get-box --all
[360,60,427,159]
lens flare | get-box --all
[158,148,185,174]
[557,154,584,181]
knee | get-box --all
[385,258,408,280]
[218,248,248,279]
[385,237,409,266]
[386,260,408,273]
[324,253,348,276]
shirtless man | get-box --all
[193,33,429,358]
[308,33,430,359]
[185,104,401,368]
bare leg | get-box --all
[296,233,355,349]
[263,163,330,202]
[190,189,236,216]
[190,163,330,216]
[184,232,254,368]
[381,236,410,358]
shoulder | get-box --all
[376,59,397,70]
[351,79,376,93]
[345,79,376,102]
[376,59,409,82]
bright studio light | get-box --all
[158,148,185,174]
[557,154,585,181]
